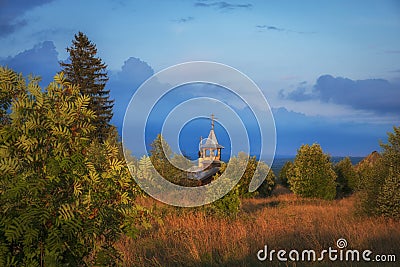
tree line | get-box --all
[278,132,400,218]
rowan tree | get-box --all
[0,69,141,266]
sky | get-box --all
[1,0,400,157]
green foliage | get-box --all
[357,126,400,218]
[225,152,275,198]
[279,161,293,187]
[334,157,358,196]
[60,32,114,141]
[149,134,198,187]
[208,186,241,217]
[355,157,387,216]
[288,143,337,200]
[0,67,26,125]
[204,152,275,217]
[0,69,141,266]
[377,167,400,218]
[204,163,240,217]
[256,167,276,197]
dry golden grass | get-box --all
[116,188,400,266]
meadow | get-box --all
[117,186,400,266]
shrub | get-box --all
[288,143,337,200]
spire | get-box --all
[201,114,224,149]
[211,113,215,130]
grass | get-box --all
[116,186,400,266]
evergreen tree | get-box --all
[60,32,114,141]
[149,134,198,187]
[279,161,293,187]
[334,157,358,196]
[358,126,400,218]
[377,167,400,218]
[225,152,275,198]
[288,143,337,200]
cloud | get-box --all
[0,41,59,85]
[272,107,392,156]
[256,24,315,34]
[173,16,195,23]
[194,1,252,10]
[0,0,55,37]
[256,25,284,31]
[384,50,400,54]
[280,75,400,115]
[108,57,154,127]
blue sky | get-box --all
[1,0,400,157]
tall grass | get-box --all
[117,188,400,266]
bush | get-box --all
[288,143,337,200]
[208,186,241,217]
[0,69,141,266]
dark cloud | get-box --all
[0,0,55,37]
[108,57,154,127]
[280,75,400,114]
[279,86,313,102]
[0,41,59,85]
[173,16,195,23]
[194,1,252,10]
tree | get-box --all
[256,161,276,197]
[357,126,400,218]
[377,167,400,218]
[279,161,293,187]
[218,152,275,198]
[205,163,241,217]
[60,32,114,141]
[0,70,140,266]
[334,157,358,196]
[288,143,337,200]
[149,134,198,187]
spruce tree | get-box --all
[334,157,358,196]
[60,32,114,141]
[355,127,400,218]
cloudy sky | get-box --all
[1,0,400,157]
